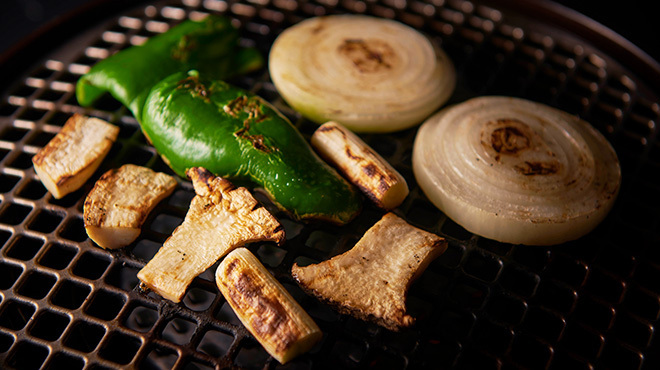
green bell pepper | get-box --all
[75,15,361,223]
[141,71,361,224]
[76,15,263,118]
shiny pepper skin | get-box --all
[141,72,361,224]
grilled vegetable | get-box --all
[269,14,456,133]
[292,212,446,331]
[216,248,322,364]
[140,71,361,224]
[311,121,409,210]
[76,15,263,119]
[137,167,285,303]
[32,114,119,199]
[413,96,621,245]
[75,14,360,223]
[83,164,177,249]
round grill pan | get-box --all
[1,0,659,369]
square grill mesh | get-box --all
[1,0,659,369]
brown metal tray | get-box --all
[1,0,659,369]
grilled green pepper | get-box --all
[140,71,361,224]
[75,15,361,223]
[76,15,262,118]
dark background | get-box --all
[1,0,659,65]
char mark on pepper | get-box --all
[226,95,277,153]
[171,35,198,62]
[176,75,211,102]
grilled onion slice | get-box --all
[268,15,455,133]
[413,96,621,246]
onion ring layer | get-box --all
[413,96,621,245]
[269,15,456,133]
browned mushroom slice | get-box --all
[292,212,446,331]
[32,114,119,199]
[83,164,177,249]
[216,248,322,364]
[137,167,285,303]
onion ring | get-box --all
[268,14,455,133]
[412,96,621,245]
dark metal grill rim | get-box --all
[1,0,659,369]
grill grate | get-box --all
[1,0,660,369]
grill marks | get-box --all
[515,161,561,176]
[338,38,396,73]
[482,118,561,176]
[490,125,531,155]
[346,146,396,195]
[216,248,321,364]
[222,259,300,353]
[225,95,275,153]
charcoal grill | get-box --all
[1,0,659,369]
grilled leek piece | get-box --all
[292,212,446,331]
[137,167,285,303]
[216,248,322,364]
[32,114,119,198]
[83,164,177,249]
[311,121,409,210]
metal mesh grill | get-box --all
[1,0,659,369]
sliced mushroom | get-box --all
[137,167,285,303]
[83,164,177,249]
[216,248,322,364]
[32,114,119,198]
[292,212,446,331]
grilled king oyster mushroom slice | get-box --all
[138,167,285,303]
[84,164,178,249]
[292,212,447,331]
[32,114,119,199]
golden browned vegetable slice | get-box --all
[292,212,446,331]
[216,248,322,364]
[311,121,409,210]
[83,164,177,249]
[32,114,119,199]
[137,167,285,303]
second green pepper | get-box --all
[76,15,262,118]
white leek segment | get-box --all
[216,248,322,364]
[412,96,621,246]
[311,121,409,209]
[268,15,455,133]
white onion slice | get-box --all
[412,96,621,246]
[268,15,456,133]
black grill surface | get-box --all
[1,0,659,369]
